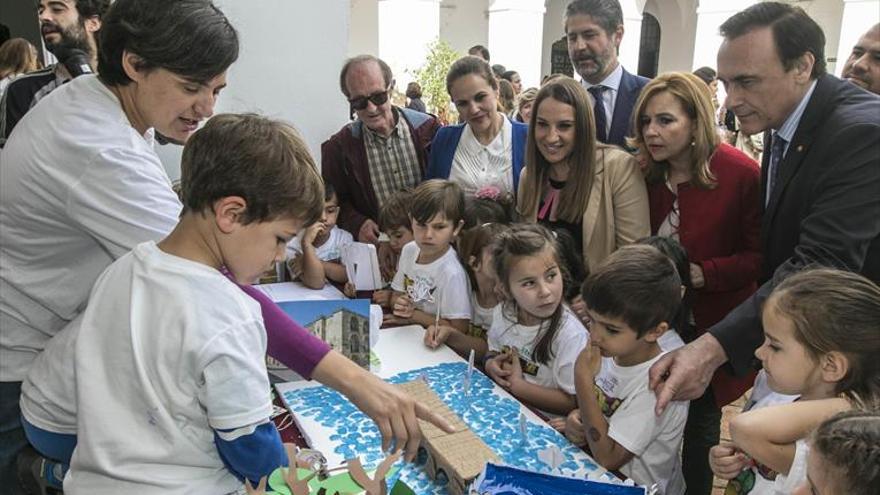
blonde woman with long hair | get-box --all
[517,76,649,271]
[630,71,762,495]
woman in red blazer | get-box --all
[630,72,762,495]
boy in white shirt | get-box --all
[42,114,324,493]
[568,245,690,494]
[287,183,353,288]
[389,180,471,333]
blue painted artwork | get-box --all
[281,362,627,494]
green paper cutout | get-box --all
[266,466,400,495]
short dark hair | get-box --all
[501,70,519,82]
[378,189,413,232]
[446,56,497,95]
[581,245,681,337]
[180,114,324,227]
[405,81,422,99]
[637,236,693,339]
[409,179,465,226]
[98,0,239,86]
[72,0,112,19]
[468,44,490,62]
[720,1,826,78]
[323,182,336,202]
[491,64,506,79]
[692,66,717,85]
[339,55,393,98]
[564,0,623,36]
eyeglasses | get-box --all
[348,88,391,111]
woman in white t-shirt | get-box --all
[425,56,528,200]
[484,224,588,418]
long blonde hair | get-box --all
[628,72,719,189]
[519,77,600,223]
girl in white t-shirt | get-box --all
[425,222,508,361]
[710,268,880,495]
[484,224,588,417]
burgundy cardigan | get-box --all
[648,143,762,406]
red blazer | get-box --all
[648,143,762,406]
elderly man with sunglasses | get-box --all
[322,55,440,278]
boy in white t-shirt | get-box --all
[389,180,471,332]
[26,114,325,493]
[287,183,353,288]
[568,245,691,494]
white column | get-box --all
[692,0,759,71]
[349,0,380,57]
[378,0,441,89]
[439,0,489,55]
[834,0,880,76]
[618,0,642,74]
[487,0,546,88]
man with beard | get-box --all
[564,0,648,147]
[0,0,109,146]
[841,23,880,95]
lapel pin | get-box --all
[796,145,804,152]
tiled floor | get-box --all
[711,394,747,495]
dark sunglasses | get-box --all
[348,88,391,111]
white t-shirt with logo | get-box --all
[487,304,588,396]
[64,242,273,494]
[391,241,471,320]
[287,225,353,262]
[592,344,689,495]
[467,292,496,340]
[725,371,799,495]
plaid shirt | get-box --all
[362,110,422,206]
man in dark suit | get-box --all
[564,0,648,147]
[650,2,879,414]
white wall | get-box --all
[834,0,880,76]
[645,0,698,73]
[541,0,568,79]
[440,0,489,55]
[157,0,351,181]
[795,0,845,74]
[378,0,441,89]
[350,0,380,56]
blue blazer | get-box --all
[426,119,529,196]
[607,68,650,147]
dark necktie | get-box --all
[588,85,608,143]
[766,133,788,205]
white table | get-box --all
[276,325,615,485]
